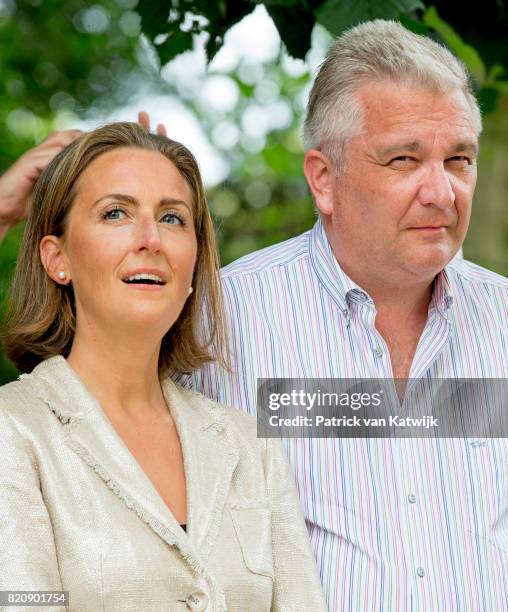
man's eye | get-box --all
[160,212,184,225]
[447,156,472,165]
[391,156,414,163]
[103,208,125,220]
[387,156,417,168]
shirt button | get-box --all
[185,591,209,611]
[416,567,426,578]
[374,347,383,358]
[408,494,417,504]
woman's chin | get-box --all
[105,307,178,336]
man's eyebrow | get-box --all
[92,193,192,212]
[449,141,478,156]
[377,141,420,157]
[376,140,479,158]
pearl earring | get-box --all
[188,287,193,295]
[58,271,66,281]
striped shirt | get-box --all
[191,219,508,611]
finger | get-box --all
[156,123,167,137]
[16,145,74,180]
[39,129,82,149]
[21,145,72,167]
[138,111,150,131]
[29,148,70,171]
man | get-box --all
[1,21,507,611]
[192,20,508,611]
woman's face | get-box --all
[48,147,197,341]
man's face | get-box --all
[328,81,478,285]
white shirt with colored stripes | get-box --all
[190,219,508,611]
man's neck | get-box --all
[321,219,437,318]
[338,256,435,319]
[323,221,441,377]
[340,258,436,377]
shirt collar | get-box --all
[309,217,454,317]
[430,266,454,318]
[309,217,366,312]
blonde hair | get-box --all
[2,122,228,376]
[303,19,482,172]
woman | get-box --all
[0,123,326,611]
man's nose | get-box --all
[417,164,455,210]
[135,217,161,253]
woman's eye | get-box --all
[103,208,125,220]
[160,212,183,225]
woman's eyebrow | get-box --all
[158,197,193,213]
[92,193,137,208]
[92,193,192,212]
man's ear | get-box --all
[303,149,336,216]
[40,235,70,285]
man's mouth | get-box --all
[410,225,449,231]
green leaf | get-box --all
[398,14,429,35]
[254,0,302,5]
[204,1,253,61]
[155,30,194,66]
[487,64,505,83]
[316,0,425,35]
[477,87,499,114]
[423,6,486,86]
[264,4,314,58]
[137,0,172,40]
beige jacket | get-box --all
[0,356,326,612]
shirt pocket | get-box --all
[229,506,274,579]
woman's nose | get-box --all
[134,217,162,253]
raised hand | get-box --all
[137,111,167,137]
[0,130,82,240]
[0,113,167,243]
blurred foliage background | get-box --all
[0,0,507,383]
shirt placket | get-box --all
[395,310,455,611]
[348,292,458,610]
[347,293,393,378]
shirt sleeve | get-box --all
[265,436,328,612]
[0,408,65,611]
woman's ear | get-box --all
[40,236,70,285]
[303,149,337,217]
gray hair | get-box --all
[303,19,482,172]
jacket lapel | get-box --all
[29,356,239,562]
[166,380,240,557]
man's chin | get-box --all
[403,245,458,277]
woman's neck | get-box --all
[66,328,167,420]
